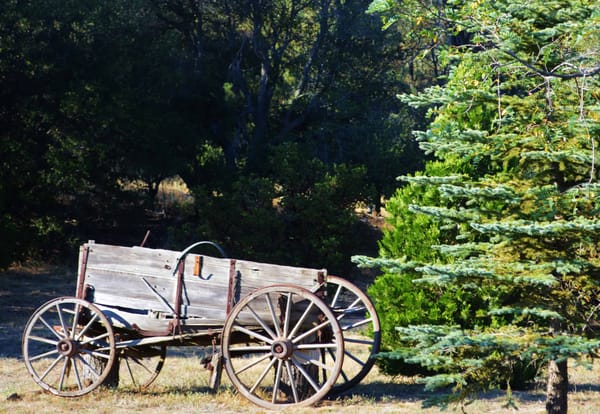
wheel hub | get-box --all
[57,338,79,357]
[271,339,293,360]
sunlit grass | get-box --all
[3,350,599,414]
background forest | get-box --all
[0,0,429,274]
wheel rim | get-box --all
[222,285,344,409]
[325,275,381,395]
[118,345,166,390]
[22,297,116,397]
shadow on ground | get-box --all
[0,266,76,357]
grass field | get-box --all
[1,266,599,413]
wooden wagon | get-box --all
[22,241,380,409]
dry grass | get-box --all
[2,266,599,413]
[2,355,600,414]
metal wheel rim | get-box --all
[221,284,344,409]
[325,275,381,395]
[22,297,116,397]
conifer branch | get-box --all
[500,48,600,80]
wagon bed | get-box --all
[77,241,325,334]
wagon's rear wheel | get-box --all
[22,297,116,397]
[221,285,344,409]
[325,275,381,395]
[118,344,166,390]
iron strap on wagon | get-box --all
[22,240,380,409]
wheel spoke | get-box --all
[249,356,277,394]
[39,355,64,381]
[330,284,343,308]
[291,319,332,344]
[29,348,59,362]
[81,348,112,360]
[27,335,59,347]
[247,304,278,339]
[124,357,138,387]
[128,356,153,374]
[58,357,70,391]
[233,352,271,375]
[347,298,362,312]
[76,355,101,379]
[39,316,64,340]
[288,300,314,340]
[272,359,283,404]
[293,353,333,372]
[283,292,293,337]
[228,344,271,353]
[320,350,328,383]
[71,357,83,390]
[232,324,273,344]
[81,332,111,346]
[284,360,299,403]
[75,313,100,341]
[291,359,320,392]
[55,304,69,338]
[336,305,368,321]
[344,349,367,366]
[327,347,349,382]
[70,303,81,339]
[340,318,372,331]
[343,337,375,346]
[265,293,282,337]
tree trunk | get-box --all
[546,358,568,414]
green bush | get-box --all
[367,161,540,388]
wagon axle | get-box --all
[271,339,293,359]
[57,338,79,357]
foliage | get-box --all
[0,0,423,269]
[176,142,377,274]
[357,0,600,409]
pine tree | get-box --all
[359,1,600,412]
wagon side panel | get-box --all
[180,254,232,323]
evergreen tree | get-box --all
[359,1,600,412]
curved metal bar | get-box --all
[172,241,228,276]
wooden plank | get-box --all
[234,259,324,298]
[96,304,226,333]
[86,243,179,279]
[79,243,328,331]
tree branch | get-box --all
[501,48,600,79]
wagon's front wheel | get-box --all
[22,297,116,397]
[221,285,344,409]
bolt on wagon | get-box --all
[22,240,380,409]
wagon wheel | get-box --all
[325,275,381,395]
[22,297,117,397]
[118,344,166,390]
[221,285,344,409]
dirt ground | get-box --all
[0,266,78,358]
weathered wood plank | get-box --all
[79,242,328,332]
[235,258,324,289]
